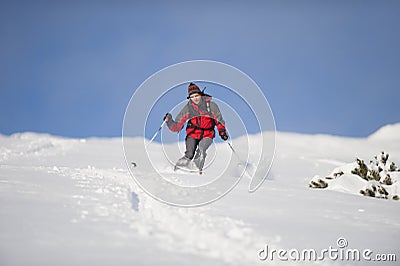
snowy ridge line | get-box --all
[367,123,400,141]
[0,133,84,163]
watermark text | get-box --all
[258,237,396,262]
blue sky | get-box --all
[1,0,399,138]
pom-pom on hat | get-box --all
[187,82,202,98]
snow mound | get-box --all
[310,151,400,201]
[368,123,400,141]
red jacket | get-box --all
[166,96,226,139]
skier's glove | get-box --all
[163,113,172,122]
[163,113,173,127]
[219,129,229,141]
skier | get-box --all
[163,82,229,173]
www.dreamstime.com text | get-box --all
[258,237,397,262]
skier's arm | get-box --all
[210,102,226,133]
[166,105,190,132]
[210,102,228,140]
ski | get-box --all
[174,163,203,175]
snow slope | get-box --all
[1,124,399,265]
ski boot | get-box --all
[174,156,191,171]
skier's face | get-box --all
[189,93,202,105]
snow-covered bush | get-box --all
[309,178,328,189]
[309,151,400,201]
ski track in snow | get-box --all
[1,126,400,266]
[60,165,268,265]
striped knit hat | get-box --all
[187,82,202,98]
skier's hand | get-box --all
[219,129,229,141]
[163,113,172,122]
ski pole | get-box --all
[227,142,252,176]
[227,142,243,163]
[147,120,166,146]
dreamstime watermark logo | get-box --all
[122,60,276,207]
[258,237,397,262]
